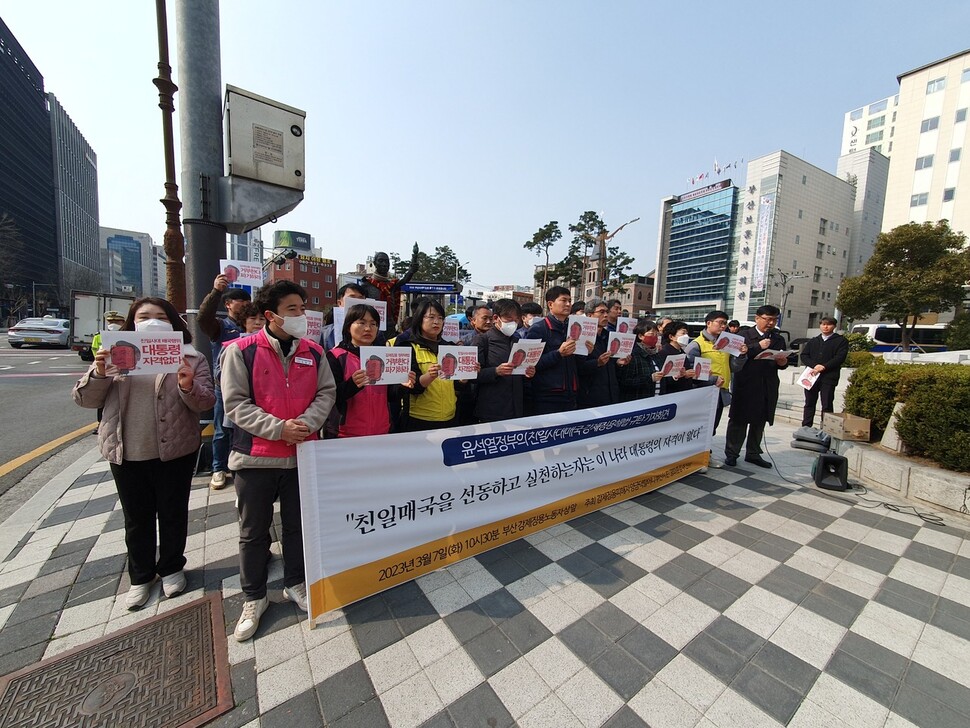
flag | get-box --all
[714,157,721,175]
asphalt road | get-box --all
[0,336,96,496]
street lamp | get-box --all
[454,260,470,314]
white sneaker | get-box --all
[708,456,724,469]
[697,466,709,474]
[234,596,269,642]
[283,583,308,612]
[210,471,229,490]
[126,581,153,610]
[161,570,186,598]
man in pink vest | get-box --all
[221,280,336,641]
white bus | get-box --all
[850,323,948,352]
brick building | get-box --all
[265,254,338,312]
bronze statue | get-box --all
[361,243,419,329]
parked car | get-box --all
[7,317,71,349]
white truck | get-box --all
[70,290,136,361]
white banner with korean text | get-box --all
[297,387,717,621]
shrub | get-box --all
[894,364,970,472]
[843,351,879,369]
[843,363,908,434]
[945,314,970,351]
[844,332,876,352]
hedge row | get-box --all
[844,363,970,472]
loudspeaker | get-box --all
[812,453,848,491]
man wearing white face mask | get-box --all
[474,299,535,422]
[220,280,336,641]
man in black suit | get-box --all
[800,316,849,428]
[724,305,789,468]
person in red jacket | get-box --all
[221,281,336,641]
[327,303,415,436]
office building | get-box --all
[229,227,262,263]
[841,95,899,158]
[48,93,100,295]
[653,180,739,321]
[0,18,58,305]
[730,151,855,336]
[835,148,890,277]
[100,227,156,297]
[881,49,970,236]
[265,254,337,311]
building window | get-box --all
[915,155,934,170]
[850,108,863,120]
[866,116,885,130]
[816,242,825,259]
[869,99,888,113]
[299,279,308,287]
[926,77,946,94]
[325,275,333,283]
[818,218,827,235]
[951,148,962,163]
[312,296,319,304]
[811,290,819,306]
[802,175,807,184]
[299,264,307,272]
[910,193,929,207]
[795,235,800,244]
[962,68,970,84]
[312,281,320,289]
[312,266,319,273]
[920,117,940,133]
[956,108,968,123]
[943,188,956,202]
[814,266,822,283]
[865,131,883,144]
[325,291,333,299]
[792,259,798,269]
[798,209,803,219]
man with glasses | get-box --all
[724,305,789,468]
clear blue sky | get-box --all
[4,1,969,292]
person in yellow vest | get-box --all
[91,311,126,430]
[684,310,747,467]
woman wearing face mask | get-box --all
[395,298,476,431]
[618,320,663,401]
[326,304,415,437]
[658,320,698,395]
[474,298,536,422]
[72,297,215,611]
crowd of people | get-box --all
[73,274,847,642]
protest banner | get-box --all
[334,298,389,335]
[101,332,184,375]
[713,332,746,356]
[694,357,712,381]
[660,353,686,377]
[305,310,324,342]
[615,316,637,335]
[297,387,716,620]
[358,346,411,385]
[607,332,636,358]
[507,340,544,374]
[442,320,460,343]
[566,315,598,355]
[219,259,264,288]
[437,346,479,380]
[797,367,820,390]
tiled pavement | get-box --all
[1,423,970,728]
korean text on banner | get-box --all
[101,332,184,375]
[219,258,264,288]
[297,387,716,621]
[334,298,388,335]
[305,310,324,342]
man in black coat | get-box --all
[475,299,535,422]
[800,316,849,428]
[724,305,789,468]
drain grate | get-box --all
[0,594,232,728]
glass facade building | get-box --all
[654,181,738,321]
[0,18,58,305]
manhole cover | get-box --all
[0,594,232,728]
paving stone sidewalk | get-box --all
[1,424,969,728]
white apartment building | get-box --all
[730,151,855,337]
[841,94,899,158]
[835,148,890,277]
[881,49,970,236]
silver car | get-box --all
[7,317,71,349]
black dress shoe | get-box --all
[744,455,772,468]
[724,456,737,466]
